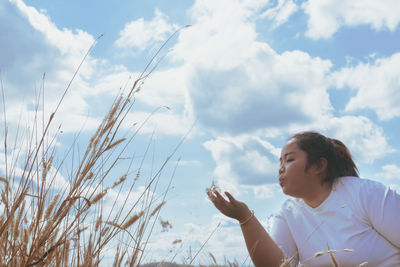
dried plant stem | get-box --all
[188,222,221,266]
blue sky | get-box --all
[2,0,400,264]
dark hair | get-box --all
[290,131,359,185]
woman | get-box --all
[208,131,400,266]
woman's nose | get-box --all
[279,165,284,175]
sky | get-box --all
[1,0,400,265]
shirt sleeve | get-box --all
[359,179,400,248]
[270,213,299,266]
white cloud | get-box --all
[187,48,333,134]
[89,67,132,96]
[85,65,194,136]
[203,135,280,192]
[320,116,394,164]
[170,0,266,70]
[262,0,299,28]
[249,184,275,199]
[10,0,96,76]
[380,164,400,180]
[164,0,334,136]
[45,165,71,191]
[115,9,178,51]
[302,0,400,39]
[332,52,400,120]
[135,66,190,110]
[123,110,193,136]
[1,0,105,136]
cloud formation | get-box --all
[115,9,178,51]
[1,0,102,134]
[380,164,400,180]
[322,116,394,163]
[203,135,280,190]
[169,0,333,135]
[262,0,299,28]
[302,0,400,39]
[333,53,400,120]
[187,49,333,134]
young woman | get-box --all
[208,131,400,266]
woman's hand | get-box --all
[207,190,252,222]
[208,189,285,267]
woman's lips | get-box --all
[279,177,284,187]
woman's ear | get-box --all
[315,157,328,175]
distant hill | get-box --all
[140,263,191,267]
[140,261,238,267]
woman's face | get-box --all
[279,139,319,198]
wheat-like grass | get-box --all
[122,211,145,230]
[0,27,187,266]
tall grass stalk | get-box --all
[0,30,183,266]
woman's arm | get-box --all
[240,211,285,266]
[209,190,284,267]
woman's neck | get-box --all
[303,182,332,208]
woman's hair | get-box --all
[290,131,359,185]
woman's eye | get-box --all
[287,158,294,162]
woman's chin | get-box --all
[282,187,294,197]
[281,186,288,194]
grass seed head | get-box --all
[91,189,109,205]
[206,180,221,201]
[86,171,94,180]
[150,201,165,217]
[112,174,127,188]
[122,211,144,229]
[45,194,60,220]
[160,218,172,232]
[105,138,126,151]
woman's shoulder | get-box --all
[335,176,386,191]
[335,176,392,207]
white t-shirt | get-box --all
[270,176,400,267]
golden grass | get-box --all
[0,32,185,266]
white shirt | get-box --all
[270,176,400,267]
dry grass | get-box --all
[0,33,183,266]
